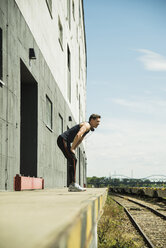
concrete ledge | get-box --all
[0,188,107,248]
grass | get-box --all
[97,196,145,248]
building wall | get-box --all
[0,0,87,190]
[15,0,87,123]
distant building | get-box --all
[0,0,87,190]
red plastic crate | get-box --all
[14,174,44,191]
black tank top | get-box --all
[61,123,90,143]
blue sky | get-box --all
[84,0,166,178]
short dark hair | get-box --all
[89,114,101,122]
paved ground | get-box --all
[0,188,107,248]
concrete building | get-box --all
[0,0,87,191]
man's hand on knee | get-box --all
[70,149,75,154]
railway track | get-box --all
[127,195,166,217]
[110,194,166,248]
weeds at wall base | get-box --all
[97,196,145,248]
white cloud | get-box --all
[137,49,166,71]
[86,118,166,178]
[111,96,166,115]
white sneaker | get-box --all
[68,183,86,192]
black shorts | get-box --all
[57,135,77,183]
[57,135,77,163]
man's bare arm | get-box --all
[71,123,90,152]
[71,136,84,151]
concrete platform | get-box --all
[0,188,107,248]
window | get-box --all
[59,114,63,134]
[46,95,53,130]
[67,45,71,70]
[67,0,71,29]
[72,1,75,20]
[0,28,2,81]
[67,45,71,102]
[46,0,53,18]
[58,17,63,50]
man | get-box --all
[57,114,101,192]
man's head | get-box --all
[89,114,101,129]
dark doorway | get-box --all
[20,60,38,177]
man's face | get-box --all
[91,118,100,128]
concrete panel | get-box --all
[124,187,132,194]
[0,83,7,122]
[157,189,166,198]
[0,155,6,190]
[0,121,2,156]
[7,156,18,190]
[1,119,7,157]
[6,91,17,125]
[131,187,140,194]
[0,0,7,17]
[7,48,19,95]
[8,0,19,38]
[143,188,158,198]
